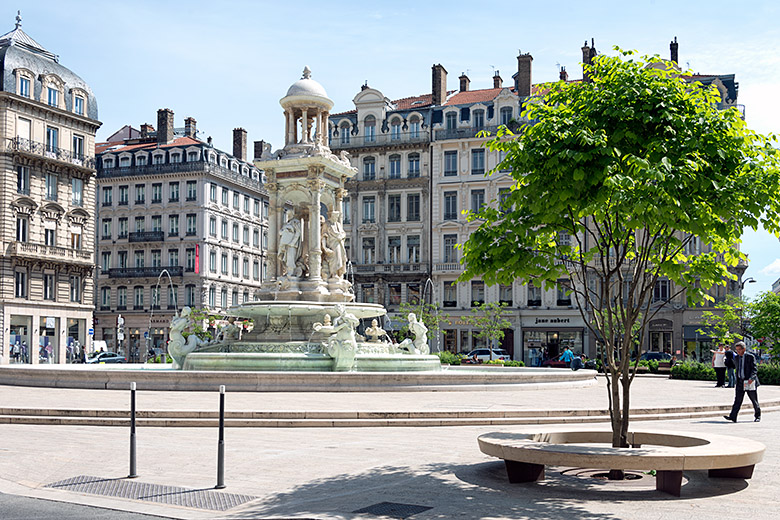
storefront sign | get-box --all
[534,317,570,324]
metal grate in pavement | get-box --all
[352,501,433,518]
[45,475,256,511]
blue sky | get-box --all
[7,1,779,298]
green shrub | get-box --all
[485,359,526,367]
[757,363,780,385]
[437,351,462,365]
[670,361,716,381]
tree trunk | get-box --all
[607,363,631,480]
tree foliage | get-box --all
[462,302,513,355]
[459,49,780,449]
[748,291,780,355]
[396,301,450,343]
[699,295,746,346]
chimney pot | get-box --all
[140,123,154,138]
[493,71,503,89]
[431,64,448,106]
[184,117,197,138]
[559,67,568,82]
[582,39,596,83]
[459,73,470,92]
[515,53,533,97]
[670,36,679,64]
[156,108,174,145]
[233,128,247,162]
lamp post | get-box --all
[738,277,756,342]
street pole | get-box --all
[128,381,137,478]
[215,385,226,489]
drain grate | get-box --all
[353,501,433,518]
[45,475,256,511]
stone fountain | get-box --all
[175,68,440,372]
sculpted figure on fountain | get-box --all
[313,305,360,371]
[168,307,211,369]
[398,313,430,355]
[278,217,304,277]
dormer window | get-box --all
[119,157,130,167]
[170,153,181,163]
[153,154,164,165]
[364,116,376,143]
[74,95,84,116]
[47,87,59,107]
[500,107,513,126]
[445,112,457,130]
[220,157,228,168]
[409,116,420,139]
[473,109,485,129]
[19,77,30,98]
[136,155,147,166]
[390,119,401,141]
[103,158,114,168]
[340,123,351,145]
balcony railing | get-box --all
[129,231,165,243]
[98,160,263,191]
[434,125,499,141]
[329,130,430,150]
[2,137,96,169]
[434,263,461,272]
[107,266,184,278]
[8,241,93,265]
[353,263,427,274]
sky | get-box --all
[7,0,779,298]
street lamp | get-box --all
[740,277,756,291]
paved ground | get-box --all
[0,376,778,519]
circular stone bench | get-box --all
[478,429,765,496]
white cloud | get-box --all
[760,259,780,276]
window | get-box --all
[443,281,457,307]
[407,235,420,263]
[253,261,260,280]
[388,195,401,222]
[153,154,164,165]
[71,228,82,250]
[388,155,401,178]
[254,199,260,217]
[409,117,420,138]
[45,172,58,200]
[364,116,376,143]
[209,217,217,236]
[209,251,217,272]
[186,181,197,201]
[136,155,147,166]
[388,236,401,263]
[15,270,27,298]
[168,215,179,236]
[168,249,179,266]
[685,235,701,255]
[339,123,351,144]
[186,248,196,272]
[557,279,572,306]
[242,226,249,245]
[473,109,485,129]
[119,156,130,167]
[363,157,376,180]
[45,126,59,153]
[117,286,127,309]
[444,191,458,220]
[15,216,28,242]
[185,285,196,307]
[19,76,30,98]
[134,286,144,309]
[362,237,375,264]
[188,151,199,162]
[445,112,457,130]
[209,183,217,202]
[17,166,30,195]
[221,289,227,308]
[118,251,128,269]
[101,218,112,239]
[408,283,421,304]
[72,134,84,160]
[499,284,513,305]
[362,196,375,223]
[134,216,145,233]
[233,191,239,209]
[500,106,513,126]
[69,275,81,303]
[342,198,351,224]
[471,281,485,306]
[135,184,145,204]
[134,251,144,268]
[151,250,161,267]
[118,218,128,238]
[471,189,485,214]
[168,285,178,309]
[408,153,420,178]
[407,194,420,221]
[170,153,181,164]
[47,87,58,107]
[498,187,510,213]
[243,258,249,278]
[232,255,239,276]
[344,238,350,261]
[221,188,229,206]
[102,186,112,206]
[169,182,180,202]
[101,252,111,272]
[186,214,197,235]
[118,185,128,205]
[653,280,670,303]
[151,183,162,203]
[151,215,162,232]
[103,158,114,168]
[471,149,485,175]
[389,119,401,141]
[231,290,238,306]
[253,229,259,248]
[71,178,83,206]
[443,234,458,263]
[44,274,55,301]
[388,284,402,306]
[362,284,376,304]
[44,226,55,246]
[232,223,239,242]
[209,287,216,307]
[444,151,458,176]
[221,253,228,274]
[221,219,228,239]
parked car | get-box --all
[541,359,569,368]
[638,352,672,361]
[87,351,127,364]
[463,349,511,363]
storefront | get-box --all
[520,313,587,366]
[683,325,714,363]
[647,318,674,357]
[3,305,92,365]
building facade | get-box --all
[0,16,101,365]
[94,110,268,360]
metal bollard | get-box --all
[128,381,138,478]
[215,385,226,489]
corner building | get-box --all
[0,16,101,364]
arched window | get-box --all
[500,107,513,126]
[445,112,457,131]
[363,156,376,180]
[473,109,485,129]
[408,153,420,178]
[409,116,420,139]
[364,116,376,143]
[340,122,351,145]
[390,118,401,141]
[388,154,401,179]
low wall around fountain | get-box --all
[182,352,442,372]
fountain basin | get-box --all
[182,352,441,372]
[227,300,387,320]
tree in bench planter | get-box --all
[458,48,780,473]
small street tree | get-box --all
[748,291,780,357]
[396,301,450,344]
[459,49,780,456]
[463,302,512,359]
[698,295,746,347]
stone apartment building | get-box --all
[0,16,101,365]
[94,110,268,359]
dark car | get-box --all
[87,351,126,364]
[639,352,672,361]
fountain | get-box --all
[178,67,441,372]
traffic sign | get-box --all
[88,328,94,336]
[144,331,149,339]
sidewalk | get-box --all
[0,377,777,519]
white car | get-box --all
[464,348,511,362]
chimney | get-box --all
[157,108,174,145]
[516,52,533,97]
[431,64,448,106]
[493,70,503,89]
[559,67,568,82]
[140,123,154,138]
[233,128,247,161]
[582,39,596,83]
[254,140,266,160]
[670,36,679,64]
[184,117,197,138]
[459,73,470,92]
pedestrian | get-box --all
[559,346,574,367]
[570,353,584,371]
[724,341,761,423]
[711,345,727,387]
[724,346,736,388]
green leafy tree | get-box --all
[396,301,450,343]
[459,49,780,453]
[462,302,512,359]
[181,308,215,342]
[748,291,780,356]
[698,295,746,346]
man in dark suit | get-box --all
[724,341,761,422]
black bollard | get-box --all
[215,385,226,489]
[128,381,137,478]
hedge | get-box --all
[671,361,780,385]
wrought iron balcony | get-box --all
[8,241,93,266]
[2,137,96,169]
[129,231,165,243]
[329,130,430,150]
[107,266,183,278]
[434,125,499,141]
[98,160,263,191]
[352,262,427,274]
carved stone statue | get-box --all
[278,217,303,277]
[398,312,429,355]
[313,305,360,371]
[364,319,387,343]
[216,317,242,342]
[168,307,210,369]
[322,213,347,279]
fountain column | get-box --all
[307,174,323,281]
[266,177,279,280]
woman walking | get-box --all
[711,345,727,388]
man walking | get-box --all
[724,341,761,423]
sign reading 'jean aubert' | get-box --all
[534,318,570,324]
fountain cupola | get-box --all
[280,67,333,154]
